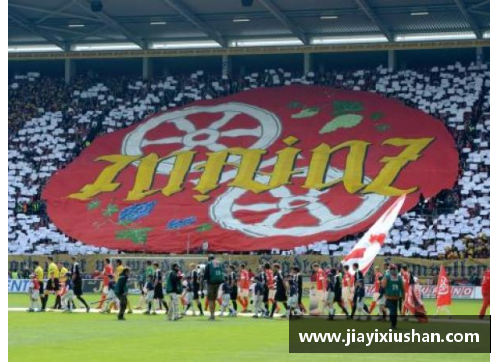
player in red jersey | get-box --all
[313,263,327,313]
[342,265,354,309]
[369,266,383,314]
[27,273,41,312]
[248,268,255,281]
[479,268,490,319]
[400,265,410,318]
[97,258,114,309]
[264,263,275,313]
[238,264,250,312]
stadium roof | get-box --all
[8,0,490,53]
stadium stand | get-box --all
[8,62,490,257]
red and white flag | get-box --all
[342,195,406,275]
[436,264,452,307]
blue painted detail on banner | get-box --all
[166,216,197,230]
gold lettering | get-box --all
[126,153,161,201]
[161,151,196,197]
[303,140,370,193]
[194,137,303,195]
[268,137,302,189]
[68,155,140,200]
[67,136,436,201]
[126,151,197,200]
[229,148,269,193]
[193,150,230,195]
[230,137,302,193]
[362,137,434,196]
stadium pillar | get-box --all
[142,57,153,80]
[303,53,312,75]
[64,59,76,85]
[388,50,397,71]
[222,54,231,77]
[476,47,483,66]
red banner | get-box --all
[437,265,453,306]
[43,86,458,253]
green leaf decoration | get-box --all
[116,228,152,244]
[319,114,363,134]
[87,200,100,211]
[196,223,213,232]
[103,203,120,216]
[375,123,390,132]
[333,101,364,116]
[287,101,303,109]
[291,107,320,119]
[371,111,384,121]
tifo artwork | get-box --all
[7,0,492,360]
[8,64,490,258]
[43,86,458,252]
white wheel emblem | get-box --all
[121,103,282,174]
[210,167,389,237]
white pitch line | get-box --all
[7,307,286,318]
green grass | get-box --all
[8,294,489,362]
[7,293,489,315]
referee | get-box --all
[71,256,90,312]
[33,261,44,311]
[42,257,59,311]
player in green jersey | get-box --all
[381,264,405,329]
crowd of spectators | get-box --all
[8,62,490,258]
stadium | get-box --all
[7,0,490,361]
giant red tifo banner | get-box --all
[43,85,459,253]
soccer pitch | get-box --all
[8,294,489,362]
